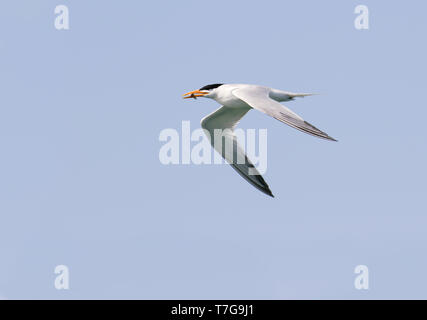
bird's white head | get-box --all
[182,83,223,100]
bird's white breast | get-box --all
[213,84,256,108]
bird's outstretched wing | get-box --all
[201,106,274,197]
[232,87,337,141]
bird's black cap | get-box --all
[199,83,223,91]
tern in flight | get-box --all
[182,83,337,197]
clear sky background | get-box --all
[0,0,426,299]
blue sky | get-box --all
[0,0,426,299]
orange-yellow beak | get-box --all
[182,89,209,99]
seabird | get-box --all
[183,83,337,197]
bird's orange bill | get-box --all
[182,90,209,99]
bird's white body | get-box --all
[210,84,256,107]
[183,83,336,197]
[207,84,301,107]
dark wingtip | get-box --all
[264,188,275,198]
